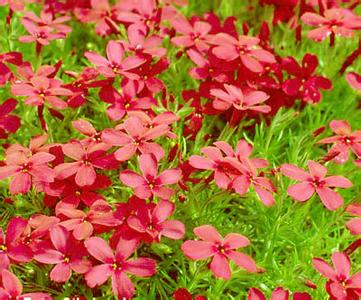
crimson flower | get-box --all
[210,33,276,72]
[0,149,55,194]
[0,269,51,299]
[301,9,361,43]
[0,52,23,86]
[120,153,182,199]
[0,98,20,139]
[0,217,34,270]
[55,141,116,187]
[101,116,169,161]
[317,120,361,164]
[11,75,72,109]
[173,288,206,300]
[57,200,120,240]
[182,225,257,280]
[248,287,312,300]
[346,72,361,91]
[34,225,90,282]
[85,40,145,79]
[313,251,361,299]
[282,54,332,103]
[210,84,271,113]
[84,237,156,298]
[280,160,352,210]
[127,200,185,242]
[170,15,211,51]
[346,204,361,235]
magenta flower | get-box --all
[84,237,156,298]
[57,200,120,240]
[170,15,211,51]
[85,40,145,79]
[301,9,361,43]
[317,120,361,164]
[181,225,257,280]
[34,225,90,282]
[127,200,185,242]
[11,75,72,109]
[0,52,23,86]
[282,54,332,103]
[313,251,361,299]
[101,116,169,161]
[120,153,182,199]
[248,287,312,300]
[55,141,115,187]
[0,149,55,194]
[346,204,361,235]
[0,269,51,299]
[210,33,276,72]
[0,98,20,139]
[210,84,271,113]
[280,160,352,210]
[346,72,361,91]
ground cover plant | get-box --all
[0,0,360,299]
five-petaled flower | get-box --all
[181,225,257,280]
[280,160,352,210]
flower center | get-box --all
[63,256,70,263]
[0,244,7,252]
[21,163,30,173]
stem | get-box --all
[339,38,361,74]
[37,105,48,132]
[329,32,335,48]
[344,239,361,255]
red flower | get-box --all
[0,52,23,86]
[282,54,332,103]
[313,251,361,299]
[84,237,156,298]
[173,288,206,300]
[181,225,257,280]
[101,116,169,161]
[210,84,271,113]
[301,9,361,42]
[71,119,110,149]
[0,269,51,299]
[34,225,90,282]
[317,120,361,164]
[56,200,119,240]
[85,40,145,79]
[11,75,72,109]
[346,72,361,91]
[210,33,276,72]
[55,141,116,187]
[0,98,20,139]
[0,148,55,194]
[346,204,361,235]
[280,160,352,210]
[127,200,185,242]
[119,153,182,199]
[170,15,211,51]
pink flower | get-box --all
[0,269,51,299]
[317,120,361,164]
[34,225,90,282]
[210,84,271,113]
[346,72,361,91]
[181,225,257,280]
[282,54,332,103]
[210,33,276,72]
[248,287,312,300]
[170,15,211,51]
[313,251,361,299]
[301,9,361,42]
[346,204,361,235]
[0,98,20,139]
[101,116,169,161]
[85,40,145,79]
[127,200,185,242]
[0,149,55,194]
[0,52,23,86]
[55,141,116,187]
[11,75,72,109]
[84,237,156,298]
[280,161,352,210]
[119,153,182,199]
[57,200,120,240]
